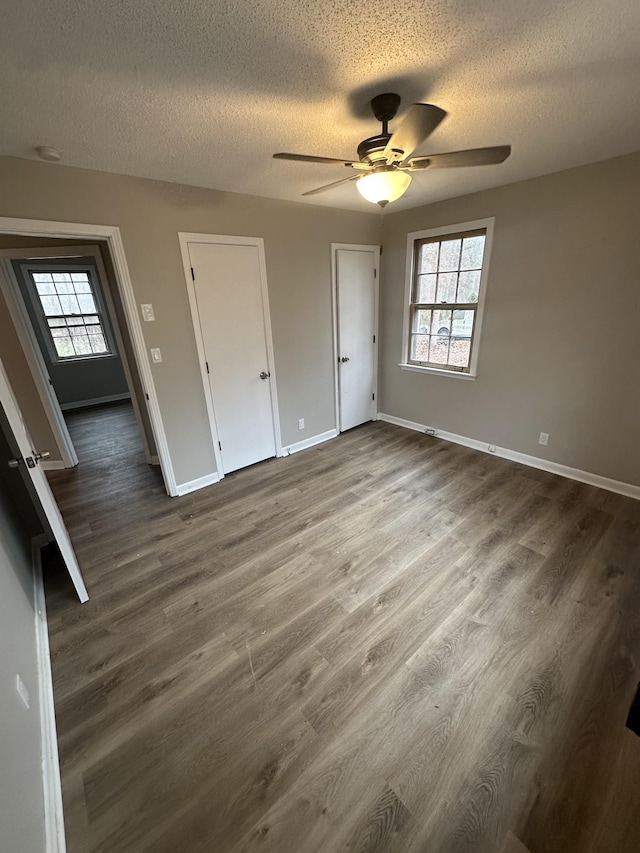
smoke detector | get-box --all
[34,146,62,162]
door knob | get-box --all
[259,371,270,380]
[340,356,350,363]
[7,458,21,469]
[34,451,50,462]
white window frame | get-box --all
[19,260,118,364]
[400,217,495,380]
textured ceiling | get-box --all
[2,0,640,212]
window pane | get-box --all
[32,273,53,284]
[35,278,56,295]
[460,235,485,270]
[40,294,62,316]
[72,337,92,356]
[413,309,431,334]
[77,293,97,312]
[410,334,430,361]
[449,338,471,368]
[54,337,74,358]
[71,273,91,288]
[60,294,80,314]
[457,270,481,303]
[89,334,108,353]
[82,315,99,324]
[438,239,461,272]
[429,334,450,364]
[436,273,457,303]
[47,318,66,328]
[50,327,67,338]
[451,309,475,338]
[432,309,452,336]
[52,273,72,284]
[416,274,436,302]
[419,242,439,274]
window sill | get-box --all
[398,363,477,381]
[54,353,117,365]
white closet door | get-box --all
[189,240,277,474]
[336,248,377,432]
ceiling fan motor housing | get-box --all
[357,134,391,164]
[357,93,403,163]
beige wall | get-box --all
[381,150,640,487]
[0,157,379,487]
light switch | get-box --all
[141,303,155,322]
[150,348,162,363]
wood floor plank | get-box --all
[43,403,640,853]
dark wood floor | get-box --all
[44,403,640,852]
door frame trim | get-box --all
[178,232,283,478]
[0,217,177,496]
[331,243,380,434]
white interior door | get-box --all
[336,247,378,432]
[0,359,88,602]
[188,239,278,474]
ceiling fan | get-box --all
[274,93,511,207]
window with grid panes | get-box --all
[29,270,111,360]
[408,228,487,373]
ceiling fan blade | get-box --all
[383,104,447,162]
[274,152,356,166]
[409,145,511,170]
[302,175,360,197]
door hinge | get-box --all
[191,267,195,281]
[145,393,150,401]
[373,334,376,344]
[372,393,375,401]
[218,441,222,451]
[380,244,383,255]
[205,361,210,374]
[374,268,377,278]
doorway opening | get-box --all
[0,239,155,479]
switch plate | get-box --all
[298,418,305,430]
[539,432,549,446]
[16,674,29,709]
[150,348,162,363]
[141,303,155,322]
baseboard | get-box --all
[41,460,66,471]
[60,393,131,412]
[283,428,339,456]
[32,537,66,853]
[175,472,220,496]
[378,413,640,500]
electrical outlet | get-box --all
[298,418,305,430]
[141,303,155,322]
[539,432,549,446]
[488,444,497,453]
[425,427,437,436]
[150,348,162,363]
[16,674,29,709]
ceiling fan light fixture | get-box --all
[356,168,411,207]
